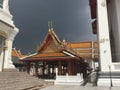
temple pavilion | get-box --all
[20,25,88,79]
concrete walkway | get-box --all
[41,85,120,90]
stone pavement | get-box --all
[40,85,120,90]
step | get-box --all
[0,69,51,90]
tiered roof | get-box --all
[37,29,62,53]
[20,23,98,62]
[21,26,81,62]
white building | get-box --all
[0,0,19,71]
[89,0,120,86]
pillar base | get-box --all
[97,72,120,86]
[4,60,15,69]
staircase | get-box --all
[0,69,53,90]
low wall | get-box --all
[54,73,84,85]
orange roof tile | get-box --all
[12,48,19,57]
[37,29,62,53]
[31,53,66,58]
[12,48,26,58]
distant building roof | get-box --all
[11,48,26,59]
[20,28,83,62]
[67,41,98,60]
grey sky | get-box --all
[9,0,97,54]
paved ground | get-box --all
[40,85,120,90]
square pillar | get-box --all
[74,62,77,75]
[52,65,55,73]
[58,61,62,75]
[26,62,30,74]
[35,62,38,77]
[48,64,50,75]
[97,0,112,72]
[77,62,80,73]
[42,61,45,75]
[68,61,72,75]
[96,0,120,86]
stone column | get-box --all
[58,61,62,75]
[96,0,120,86]
[97,0,112,72]
[27,62,30,74]
[72,61,74,75]
[77,62,80,73]
[68,61,72,75]
[3,28,18,69]
[35,62,38,77]
[74,62,77,75]
[0,44,5,71]
[42,61,45,75]
[48,64,50,75]
[52,65,54,73]
[3,39,15,69]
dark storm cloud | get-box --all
[9,0,96,54]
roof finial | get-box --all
[63,38,67,44]
[48,21,50,31]
[48,21,53,31]
[51,21,53,30]
[62,38,67,49]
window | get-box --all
[0,0,3,8]
[0,36,5,45]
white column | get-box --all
[4,28,19,69]
[0,47,4,71]
[97,0,112,72]
[4,39,15,68]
